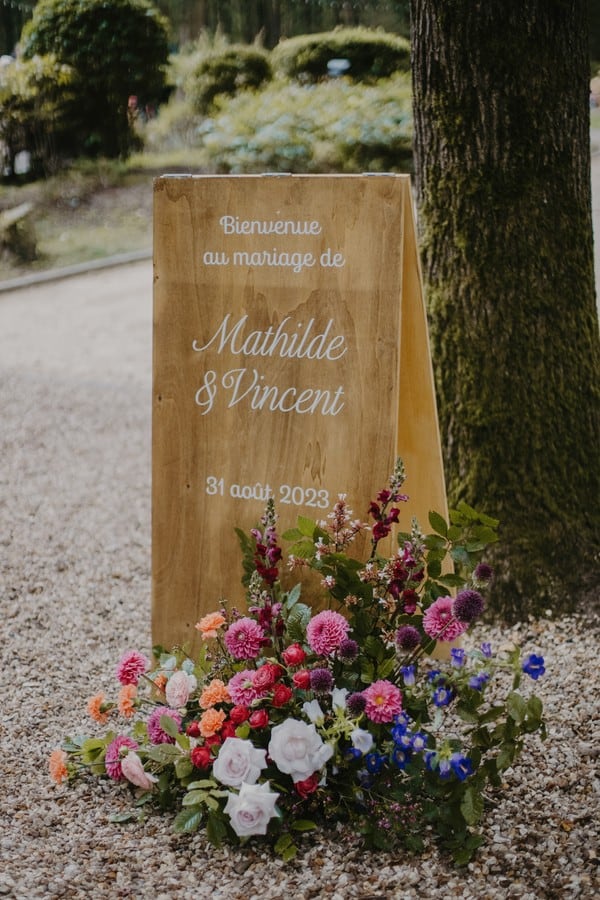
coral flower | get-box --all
[224,618,264,660]
[306,610,349,656]
[118,684,137,718]
[49,749,68,785]
[423,596,468,642]
[195,611,227,640]
[200,707,226,737]
[363,680,403,723]
[87,691,110,725]
[115,650,150,686]
[199,678,231,709]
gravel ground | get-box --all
[0,262,599,899]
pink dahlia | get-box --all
[306,610,349,656]
[227,670,266,706]
[363,680,403,724]
[105,735,138,780]
[224,617,264,660]
[147,706,182,744]
[423,596,468,642]
[115,649,150,686]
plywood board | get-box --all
[152,174,446,651]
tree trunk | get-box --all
[410,0,600,619]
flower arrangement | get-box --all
[50,460,545,865]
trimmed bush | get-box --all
[20,0,170,159]
[0,54,76,178]
[187,45,273,114]
[272,27,410,84]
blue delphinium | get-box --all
[365,752,385,774]
[522,653,545,680]
[433,685,454,707]
[451,648,466,667]
[468,672,490,690]
[391,747,411,770]
[400,664,416,686]
[450,753,474,781]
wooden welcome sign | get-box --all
[152,174,446,652]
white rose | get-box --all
[165,670,197,709]
[268,718,333,783]
[350,728,374,754]
[224,781,279,837]
[120,751,158,791]
[212,737,267,787]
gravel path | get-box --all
[0,261,599,899]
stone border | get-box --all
[0,247,152,294]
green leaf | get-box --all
[205,812,227,847]
[460,786,484,825]
[428,510,448,537]
[146,744,182,764]
[290,819,317,832]
[175,757,193,780]
[297,514,318,537]
[159,714,180,739]
[427,558,442,578]
[507,692,526,724]
[173,805,203,834]
[496,745,515,771]
[436,573,466,589]
[109,811,139,824]
[182,789,208,806]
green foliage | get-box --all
[272,27,410,84]
[0,54,76,178]
[191,73,412,174]
[187,44,273,114]
[20,0,170,159]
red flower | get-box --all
[248,709,269,729]
[282,643,306,666]
[272,683,293,707]
[372,521,391,541]
[295,773,320,798]
[186,721,201,738]
[292,670,311,690]
[204,734,222,748]
[229,705,250,725]
[191,746,213,770]
[220,720,237,740]
[253,663,281,691]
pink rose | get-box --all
[120,751,158,791]
[282,643,307,666]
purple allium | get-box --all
[346,691,367,716]
[453,589,485,623]
[147,706,182,744]
[473,563,494,584]
[338,638,359,662]
[522,653,545,680]
[309,667,334,693]
[395,625,422,651]
[105,735,138,780]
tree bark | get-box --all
[410,0,600,619]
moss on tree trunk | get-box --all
[410,0,600,619]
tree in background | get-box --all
[410,0,600,619]
[20,0,170,158]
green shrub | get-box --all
[193,74,412,174]
[20,0,170,159]
[187,45,273,114]
[272,27,410,84]
[0,54,76,178]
